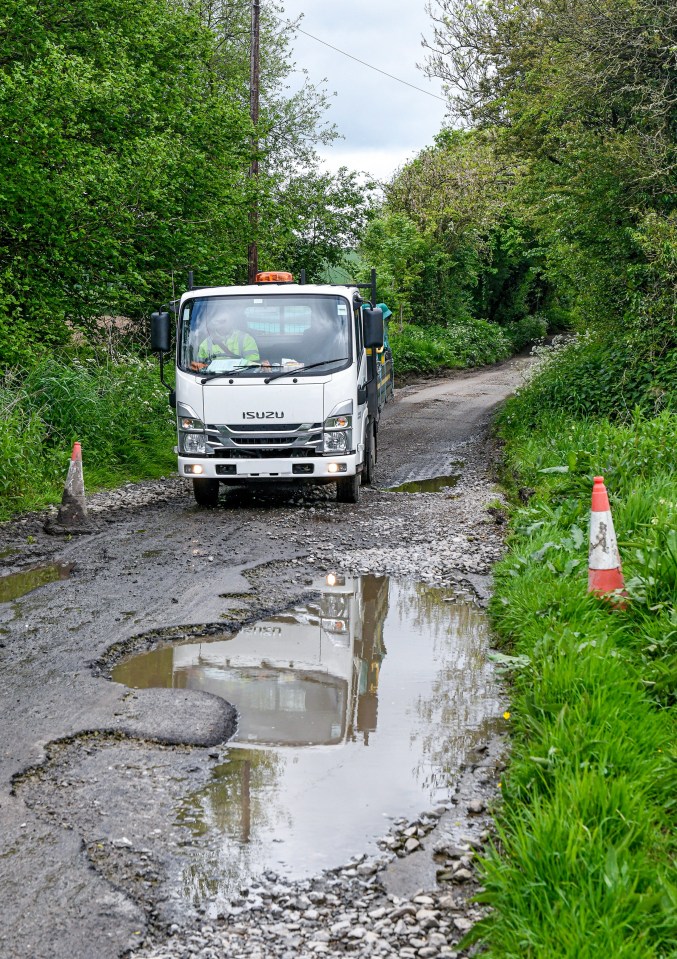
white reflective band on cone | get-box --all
[588,510,621,571]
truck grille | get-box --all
[206,423,323,459]
[226,423,303,433]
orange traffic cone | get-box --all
[44,441,92,535]
[588,476,625,602]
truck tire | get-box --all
[361,422,375,486]
[336,472,360,504]
[193,477,220,507]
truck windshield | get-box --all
[178,293,353,377]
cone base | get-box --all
[588,567,627,608]
[588,567,625,593]
[43,520,93,536]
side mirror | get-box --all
[150,311,171,353]
[363,308,384,349]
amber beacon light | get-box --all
[256,271,294,283]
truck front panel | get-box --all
[177,367,364,481]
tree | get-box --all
[423,0,677,347]
[359,212,425,327]
[362,129,548,328]
[259,167,376,280]
[0,0,254,364]
[0,0,355,365]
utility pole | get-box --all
[247,0,260,283]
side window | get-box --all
[180,302,194,366]
[354,307,363,361]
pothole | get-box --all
[387,474,461,494]
[0,562,74,603]
[112,574,502,906]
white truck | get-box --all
[150,270,387,507]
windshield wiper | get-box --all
[264,358,348,384]
[200,363,280,385]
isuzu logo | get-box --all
[242,411,285,419]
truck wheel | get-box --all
[336,472,360,504]
[361,423,375,486]
[193,478,220,507]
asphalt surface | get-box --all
[0,356,532,959]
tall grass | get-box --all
[390,315,547,377]
[475,353,677,955]
[0,355,175,519]
[390,320,512,375]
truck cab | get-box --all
[151,273,386,507]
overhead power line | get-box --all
[277,17,447,103]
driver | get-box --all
[192,311,267,370]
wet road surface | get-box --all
[0,356,532,959]
[109,576,500,911]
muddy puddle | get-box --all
[388,474,461,494]
[113,576,501,903]
[0,562,74,604]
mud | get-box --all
[0,356,534,959]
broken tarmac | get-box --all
[0,356,533,959]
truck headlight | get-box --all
[177,403,202,428]
[179,416,203,430]
[323,408,352,453]
[324,414,352,430]
[181,432,207,455]
[323,430,348,453]
[321,618,350,646]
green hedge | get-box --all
[0,354,175,519]
[390,320,512,376]
[506,334,677,423]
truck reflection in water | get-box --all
[176,575,385,747]
[112,576,500,910]
[114,574,388,748]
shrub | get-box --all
[503,333,677,425]
[503,313,548,352]
[391,320,511,376]
[0,353,175,519]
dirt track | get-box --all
[0,356,532,959]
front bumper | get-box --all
[178,453,358,480]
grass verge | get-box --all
[390,320,512,376]
[473,361,677,955]
[389,315,548,378]
[0,354,175,521]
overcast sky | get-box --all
[276,0,449,182]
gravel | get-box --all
[0,361,528,959]
[129,812,494,959]
[119,434,509,958]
